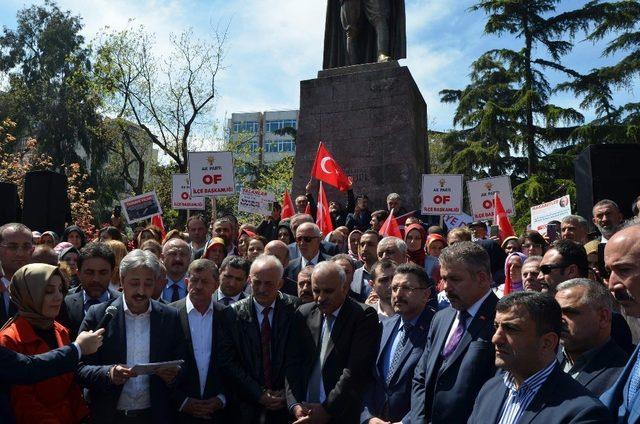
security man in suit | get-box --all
[361,263,435,424]
[58,242,121,340]
[408,241,498,423]
[77,250,185,424]
[286,261,381,423]
[213,256,251,306]
[468,291,610,423]
[218,254,299,423]
[0,223,33,326]
[171,259,227,422]
[555,278,629,396]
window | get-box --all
[264,139,295,153]
[233,121,259,133]
[265,119,297,133]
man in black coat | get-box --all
[555,278,629,396]
[77,250,185,424]
[170,259,227,422]
[408,241,498,423]
[218,254,300,423]
[286,261,381,423]
[468,292,610,423]
[58,242,121,340]
[283,222,333,291]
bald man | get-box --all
[162,238,192,302]
[265,240,296,295]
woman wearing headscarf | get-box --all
[494,251,528,298]
[39,231,59,249]
[54,242,80,290]
[404,223,426,266]
[61,226,86,250]
[0,264,89,423]
[347,229,362,262]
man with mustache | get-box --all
[219,255,299,423]
[286,261,380,423]
[408,241,498,423]
[296,266,315,304]
[593,199,624,243]
[468,292,609,423]
[161,238,192,303]
[77,250,185,424]
[361,263,435,424]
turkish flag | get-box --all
[281,189,295,220]
[494,193,515,241]
[316,182,334,236]
[310,142,351,192]
[151,214,166,240]
[379,209,403,239]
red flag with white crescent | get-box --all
[379,209,403,239]
[310,142,351,192]
[316,182,334,236]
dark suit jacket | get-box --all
[408,292,498,424]
[283,252,332,295]
[559,339,629,396]
[0,344,80,423]
[0,297,17,328]
[170,297,227,423]
[469,364,611,423]
[77,296,186,424]
[218,292,300,423]
[600,344,640,423]
[58,287,121,340]
[361,306,434,423]
[285,297,381,423]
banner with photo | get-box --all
[120,191,162,224]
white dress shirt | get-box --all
[253,299,276,328]
[186,296,214,397]
[301,252,320,268]
[117,299,152,411]
[444,290,492,347]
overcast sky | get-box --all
[1,0,636,143]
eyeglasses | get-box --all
[296,236,319,243]
[391,285,429,293]
[0,243,34,253]
[540,264,567,275]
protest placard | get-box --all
[421,174,463,215]
[120,191,162,224]
[238,188,275,216]
[467,176,514,221]
[171,174,205,210]
[530,195,571,232]
[443,213,473,230]
[188,151,235,196]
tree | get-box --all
[0,1,108,177]
[95,24,227,174]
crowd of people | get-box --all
[1,188,640,424]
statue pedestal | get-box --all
[293,61,429,211]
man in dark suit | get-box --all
[212,256,250,305]
[0,223,34,325]
[600,224,640,422]
[468,291,610,423]
[408,241,498,423]
[283,222,332,292]
[286,261,381,423]
[171,259,227,422]
[361,263,435,424]
[161,238,192,302]
[219,254,299,423]
[58,242,121,340]
[555,278,629,396]
[77,249,185,424]
[287,214,339,261]
[350,230,379,302]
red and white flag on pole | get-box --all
[310,142,351,192]
[151,214,166,240]
[379,209,403,239]
[280,189,295,220]
[494,193,515,241]
[316,182,334,236]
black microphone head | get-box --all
[105,305,117,317]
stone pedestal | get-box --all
[293,61,429,211]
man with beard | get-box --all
[361,263,434,423]
[561,215,589,245]
[0,223,34,326]
[593,200,624,243]
[161,239,191,303]
[213,218,237,257]
[296,266,315,304]
[350,230,380,302]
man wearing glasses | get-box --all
[361,263,434,424]
[0,223,34,325]
[283,223,332,288]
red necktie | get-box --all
[261,306,272,389]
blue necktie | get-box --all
[387,323,412,385]
[628,358,640,405]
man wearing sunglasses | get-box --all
[283,223,332,289]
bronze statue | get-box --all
[323,0,406,69]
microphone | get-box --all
[95,305,118,331]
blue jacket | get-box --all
[601,344,640,424]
